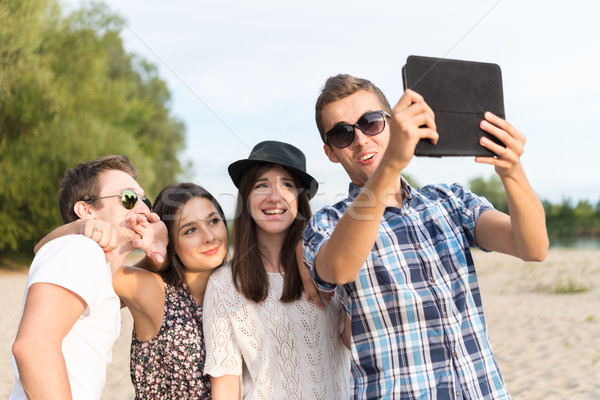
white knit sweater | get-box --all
[203,263,350,399]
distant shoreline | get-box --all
[549,237,600,250]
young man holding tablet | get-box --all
[303,74,548,399]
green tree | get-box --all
[545,199,576,238]
[468,175,509,214]
[0,0,185,254]
[573,200,598,237]
[466,175,600,241]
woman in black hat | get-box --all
[203,141,349,399]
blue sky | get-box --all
[64,0,600,216]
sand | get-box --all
[2,249,599,399]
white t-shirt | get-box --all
[203,263,350,400]
[10,235,121,400]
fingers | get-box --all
[393,94,436,129]
[384,94,439,165]
[477,113,528,174]
[396,89,435,117]
[395,89,425,110]
[147,212,161,223]
[136,213,150,225]
[481,112,525,149]
[150,242,167,265]
[105,227,118,252]
[305,284,325,309]
[304,281,334,308]
[84,220,108,238]
[151,252,165,265]
[395,108,437,136]
[93,226,114,250]
[479,113,525,158]
[484,112,518,135]
[297,241,326,310]
[132,220,169,268]
[85,221,117,253]
[319,289,334,302]
[391,91,438,146]
[127,214,150,232]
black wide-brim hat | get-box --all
[228,140,319,199]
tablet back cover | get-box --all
[402,55,505,157]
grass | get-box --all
[586,315,596,323]
[553,278,591,294]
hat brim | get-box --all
[228,159,318,200]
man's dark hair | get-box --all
[58,155,137,223]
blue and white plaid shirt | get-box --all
[303,179,510,399]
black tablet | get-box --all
[402,55,506,157]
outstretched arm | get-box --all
[34,219,118,255]
[34,213,167,266]
[474,112,549,261]
[12,283,86,399]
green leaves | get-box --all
[0,0,184,252]
[468,175,509,214]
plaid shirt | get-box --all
[303,179,510,399]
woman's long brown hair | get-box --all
[231,163,312,303]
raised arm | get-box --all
[315,163,400,284]
[112,265,165,341]
[316,90,438,284]
[34,212,167,267]
[12,283,86,399]
[473,112,549,261]
[34,219,117,255]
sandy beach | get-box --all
[2,249,599,399]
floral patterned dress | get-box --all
[130,282,211,399]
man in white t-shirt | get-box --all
[10,155,154,399]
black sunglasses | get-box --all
[84,189,152,211]
[325,110,391,149]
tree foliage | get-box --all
[0,0,185,253]
[468,176,600,241]
[468,175,508,214]
[543,199,600,239]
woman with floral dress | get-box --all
[35,182,228,399]
[126,183,228,398]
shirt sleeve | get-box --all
[203,267,243,377]
[302,207,342,292]
[450,183,494,250]
[28,235,107,314]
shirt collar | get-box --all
[347,176,413,202]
